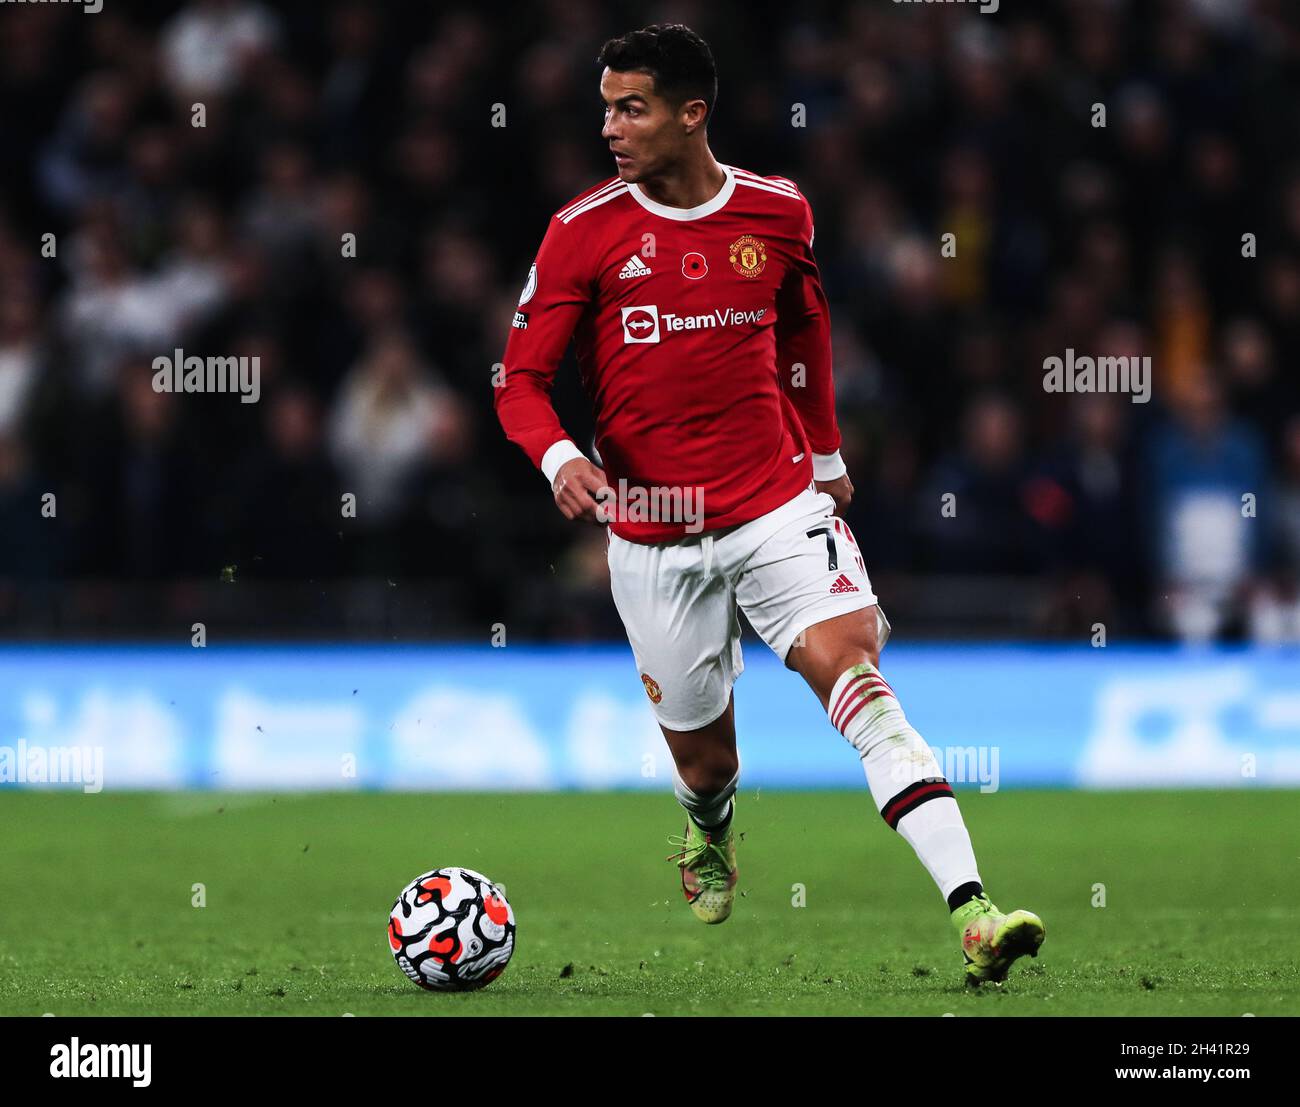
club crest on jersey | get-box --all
[621,305,660,343]
[729,235,767,278]
[682,252,708,279]
[641,673,663,704]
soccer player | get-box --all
[495,23,1044,984]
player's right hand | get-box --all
[552,457,609,525]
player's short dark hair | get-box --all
[598,24,718,122]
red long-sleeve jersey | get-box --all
[494,162,843,542]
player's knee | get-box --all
[677,754,739,797]
[827,639,881,680]
[800,607,884,679]
[863,609,884,668]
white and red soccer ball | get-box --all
[388,867,515,991]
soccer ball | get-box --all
[387,867,515,991]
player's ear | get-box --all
[682,98,708,135]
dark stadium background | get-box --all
[1,0,1297,643]
[2,0,1300,1028]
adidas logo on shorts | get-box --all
[619,255,652,279]
[829,573,859,594]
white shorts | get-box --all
[607,486,890,730]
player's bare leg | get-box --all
[787,607,1045,983]
[661,694,741,923]
[659,693,738,802]
[785,605,884,700]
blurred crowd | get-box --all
[0,0,1297,641]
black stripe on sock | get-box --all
[881,777,954,830]
[946,881,984,912]
[688,798,733,834]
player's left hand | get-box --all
[815,474,853,516]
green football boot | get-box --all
[665,806,738,924]
[952,892,1045,985]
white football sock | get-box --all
[828,663,981,900]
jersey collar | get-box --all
[626,163,735,221]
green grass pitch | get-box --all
[1,790,1296,1016]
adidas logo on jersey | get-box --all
[619,255,652,279]
[829,573,859,594]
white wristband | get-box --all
[541,439,586,486]
[812,449,847,481]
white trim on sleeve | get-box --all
[541,439,586,485]
[812,450,847,482]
